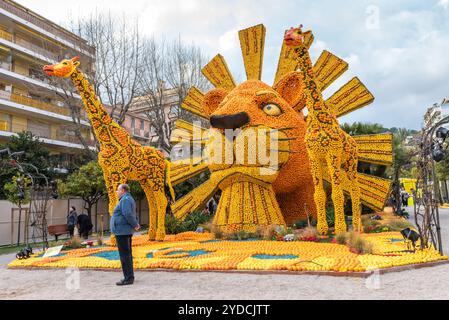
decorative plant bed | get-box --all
[8,232,447,275]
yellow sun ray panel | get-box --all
[356,173,392,211]
[170,158,209,186]
[174,119,208,135]
[172,178,219,220]
[181,87,208,120]
[353,133,393,166]
[170,119,209,145]
[273,30,314,85]
[322,171,391,212]
[313,50,348,91]
[239,24,266,80]
[169,129,194,144]
[201,54,236,90]
[326,77,375,117]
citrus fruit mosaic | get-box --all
[8,232,447,273]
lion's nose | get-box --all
[210,112,250,129]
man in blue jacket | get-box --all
[110,184,140,286]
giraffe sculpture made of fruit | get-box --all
[43,57,174,241]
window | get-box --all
[0,113,11,131]
[140,119,145,131]
[169,104,179,119]
[170,104,180,114]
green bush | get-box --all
[293,219,308,229]
[326,205,335,227]
[165,211,211,234]
[335,232,347,245]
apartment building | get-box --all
[0,0,98,168]
[0,0,155,169]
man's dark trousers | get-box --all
[116,235,134,281]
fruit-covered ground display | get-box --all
[8,230,447,273]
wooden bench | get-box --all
[48,224,69,241]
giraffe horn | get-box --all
[71,56,80,62]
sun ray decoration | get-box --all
[169,24,393,232]
[201,54,236,90]
[239,24,266,80]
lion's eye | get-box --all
[262,103,282,116]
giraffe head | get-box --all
[284,25,305,47]
[43,56,80,78]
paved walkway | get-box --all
[1,208,448,300]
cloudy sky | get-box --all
[15,0,449,129]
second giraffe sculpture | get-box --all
[284,26,362,235]
[44,57,174,241]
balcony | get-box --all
[0,1,95,58]
[0,89,69,115]
[0,64,82,99]
[0,27,59,65]
[0,29,13,42]
[0,89,90,126]
[0,122,95,150]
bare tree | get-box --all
[137,37,210,153]
[74,11,143,125]
[165,37,211,121]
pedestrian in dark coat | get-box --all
[67,206,77,237]
[110,184,140,286]
[77,213,93,239]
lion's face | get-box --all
[202,72,310,192]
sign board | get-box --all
[42,245,63,258]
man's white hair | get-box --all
[118,184,130,193]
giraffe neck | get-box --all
[70,69,131,147]
[294,45,331,123]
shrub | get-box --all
[222,230,258,240]
[96,235,103,246]
[293,219,309,229]
[361,215,381,233]
[346,231,373,254]
[325,205,335,227]
[256,225,277,240]
[274,225,293,237]
[165,211,212,234]
[298,226,318,239]
[199,222,224,239]
[67,235,82,249]
[335,232,347,245]
[387,219,413,231]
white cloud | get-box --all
[219,29,238,52]
[439,0,449,9]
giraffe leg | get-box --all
[153,188,168,241]
[326,152,346,234]
[346,155,361,233]
[104,170,126,246]
[309,154,328,235]
[141,183,157,241]
[103,169,118,216]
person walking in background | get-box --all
[208,197,217,215]
[77,212,93,239]
[402,191,410,207]
[67,206,77,237]
[110,184,140,286]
